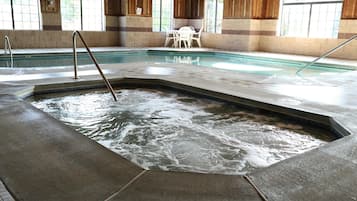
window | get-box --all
[61,0,81,30]
[0,0,41,30]
[280,0,343,38]
[82,0,105,31]
[61,0,105,31]
[152,0,173,32]
[0,0,12,29]
[205,0,223,33]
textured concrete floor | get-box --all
[0,94,145,201]
[1,49,357,201]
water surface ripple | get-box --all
[31,88,333,175]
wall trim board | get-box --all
[119,27,152,32]
[43,25,62,31]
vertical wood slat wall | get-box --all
[236,0,251,18]
[127,0,152,16]
[127,0,135,15]
[264,0,279,18]
[104,0,203,18]
[189,0,204,19]
[174,0,204,19]
[223,0,233,17]
[251,0,264,19]
[105,0,357,20]
[144,0,152,16]
[174,0,186,18]
[223,0,279,19]
[104,0,126,16]
[342,0,357,19]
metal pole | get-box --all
[72,32,78,79]
[72,31,118,101]
[307,3,312,37]
[214,0,218,33]
[4,37,8,54]
[10,0,15,30]
[159,0,162,31]
[4,36,14,68]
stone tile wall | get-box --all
[201,19,267,51]
[119,16,165,47]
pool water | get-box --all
[30,88,336,175]
[0,50,352,76]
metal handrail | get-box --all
[4,35,14,68]
[297,34,357,74]
[72,31,118,101]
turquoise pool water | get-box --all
[0,50,352,75]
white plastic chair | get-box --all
[178,26,195,48]
[164,30,179,48]
[191,26,203,48]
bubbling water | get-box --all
[31,88,334,175]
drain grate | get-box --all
[0,180,15,201]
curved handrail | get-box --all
[72,31,118,101]
[4,35,14,68]
[296,34,357,74]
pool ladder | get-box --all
[296,34,357,74]
[4,35,14,68]
[72,31,118,101]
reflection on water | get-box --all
[30,88,335,175]
[165,56,200,65]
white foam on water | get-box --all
[31,88,332,175]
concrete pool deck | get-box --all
[1,48,357,200]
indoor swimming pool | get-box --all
[30,88,336,175]
[0,50,353,76]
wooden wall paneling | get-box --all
[104,0,123,16]
[190,0,197,18]
[232,0,239,18]
[252,0,264,19]
[342,0,357,19]
[197,0,204,18]
[186,0,192,17]
[224,0,280,19]
[174,0,178,17]
[142,0,152,16]
[128,0,136,15]
[244,0,252,18]
[223,0,234,18]
[149,0,153,16]
[173,0,203,19]
[224,0,253,19]
[121,0,127,15]
[233,0,243,18]
[174,0,186,18]
[189,0,204,19]
[179,1,186,18]
[127,0,152,16]
[238,0,253,18]
[264,0,279,19]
